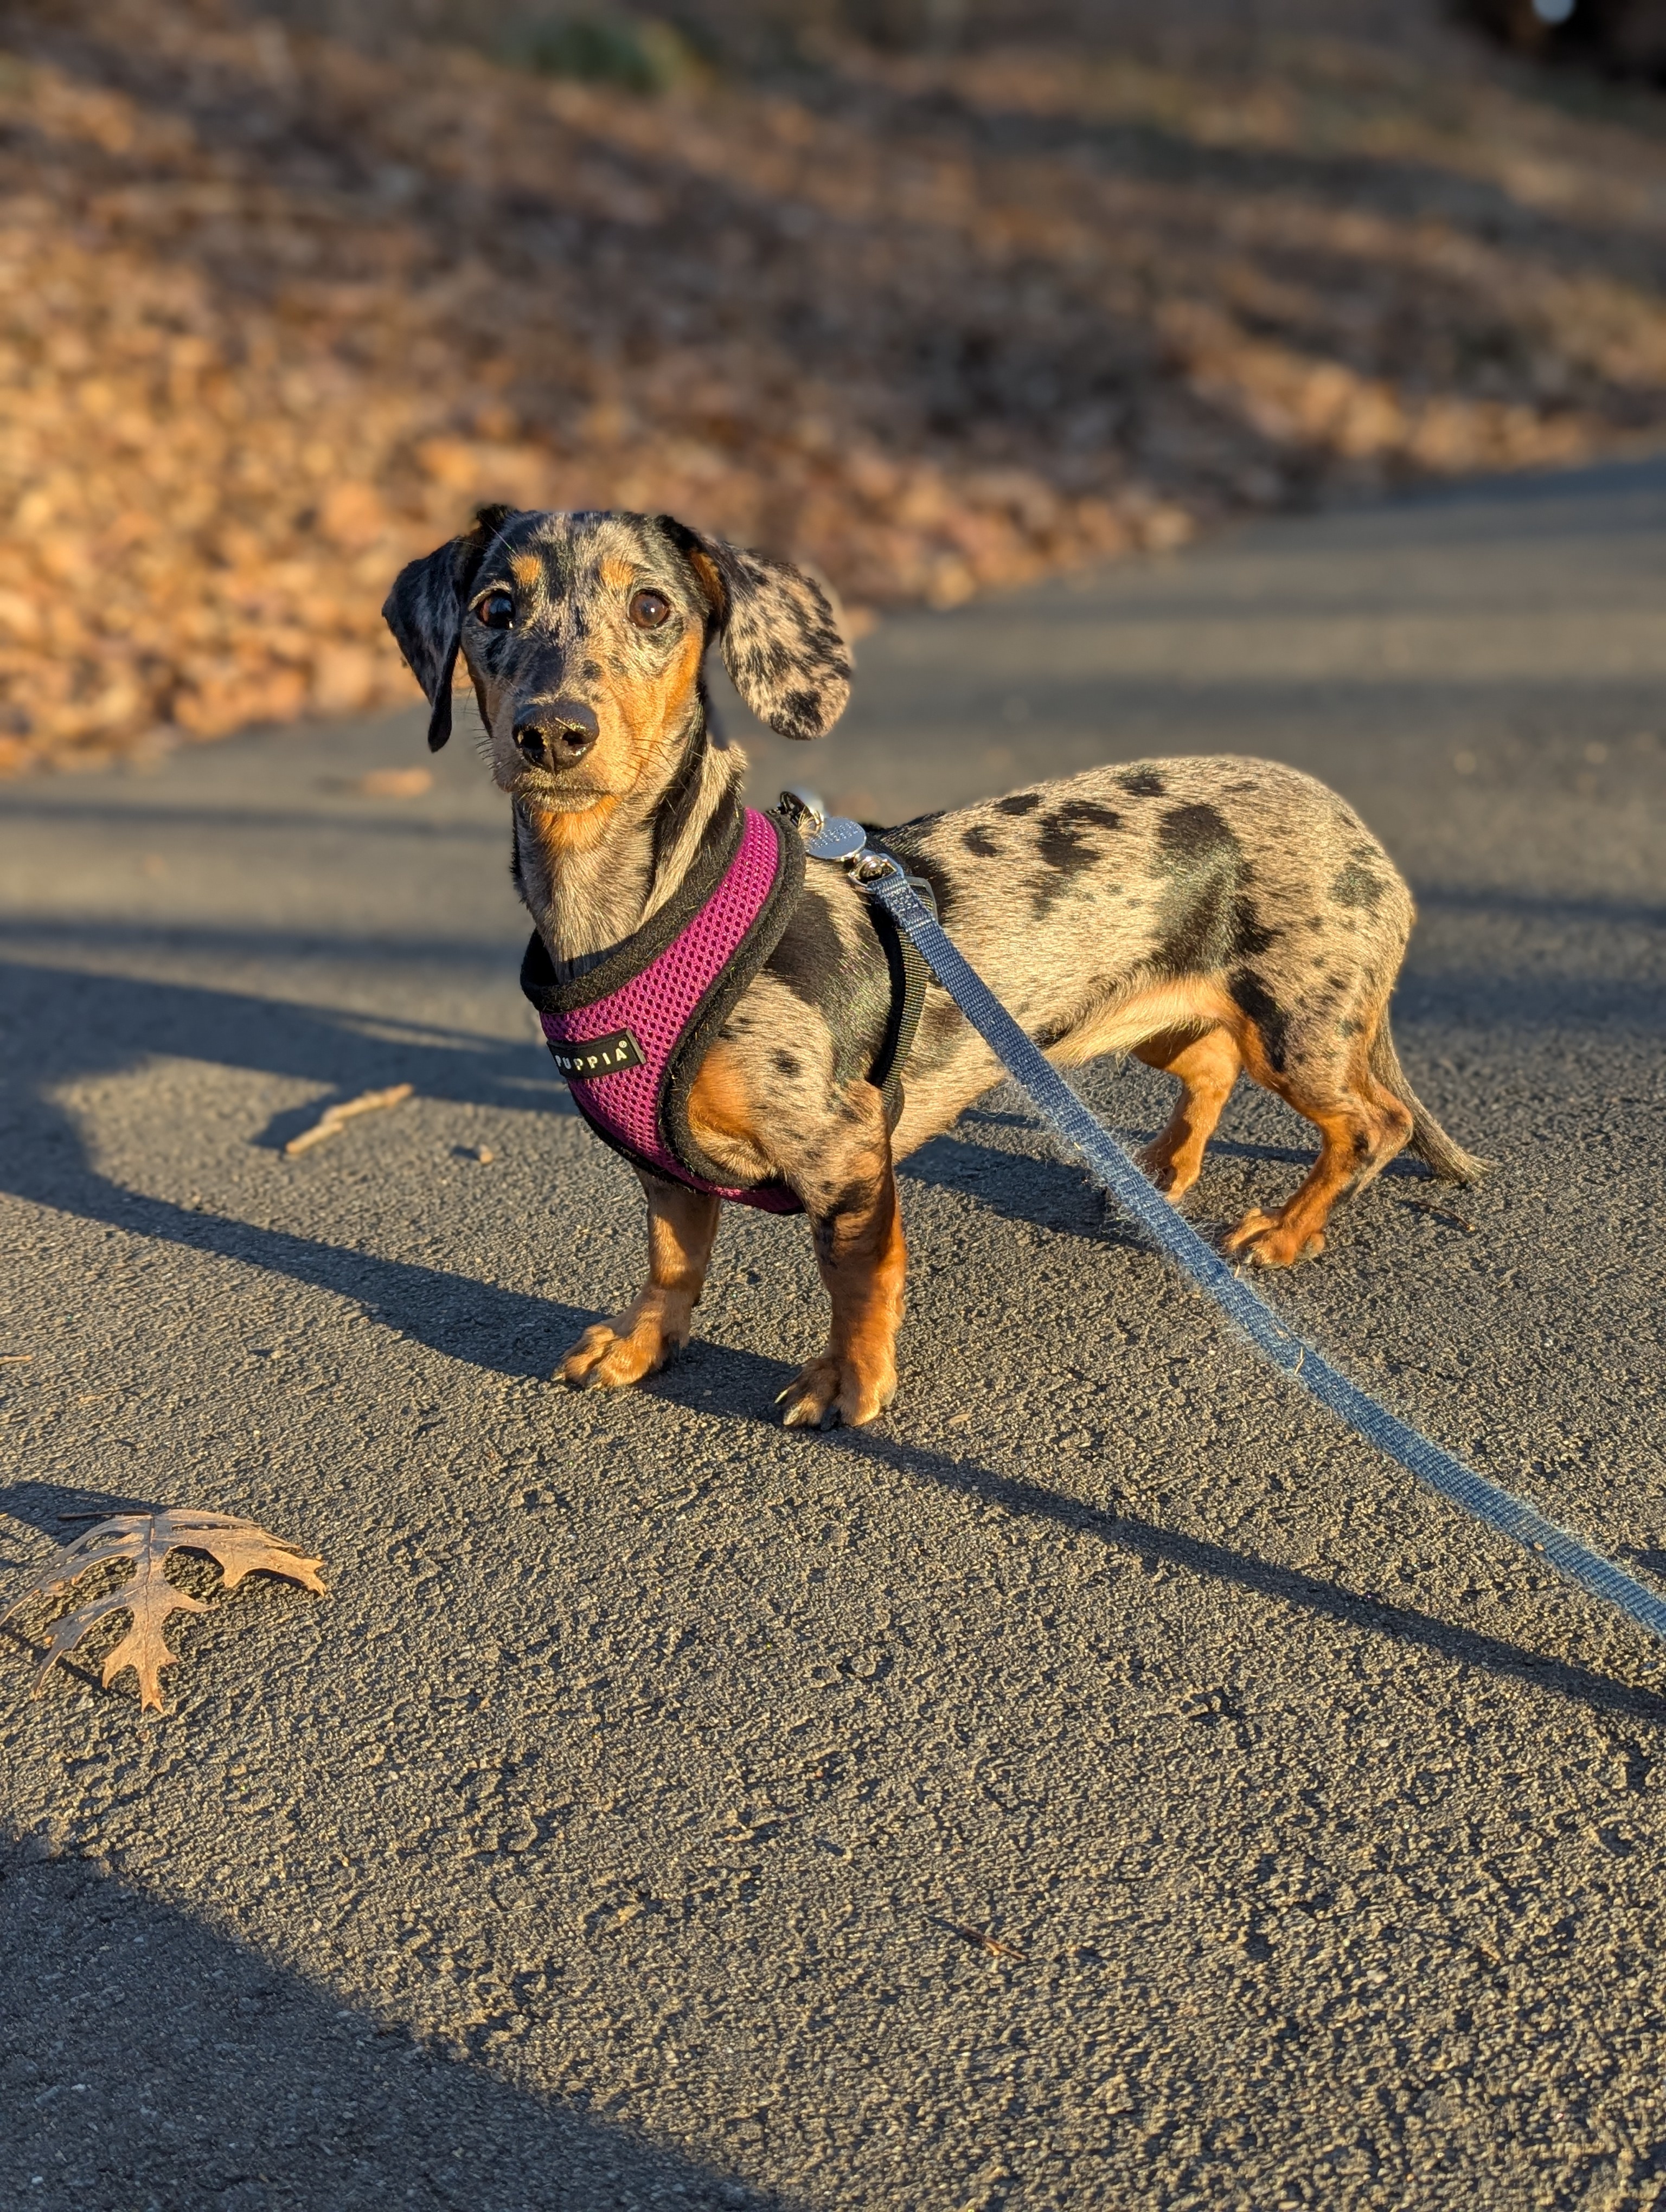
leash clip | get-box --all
[779,787,930,905]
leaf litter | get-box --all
[4,0,1666,773]
[3,1509,326,1712]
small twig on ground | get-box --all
[0,1354,33,1363]
[1401,1196,1477,1234]
[935,1917,1027,1961]
[284,1083,413,1157]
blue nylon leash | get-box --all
[791,803,1666,1648]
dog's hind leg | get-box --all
[561,1173,721,1389]
[1132,1025,1242,1199]
[1223,998,1413,1268]
[778,1088,907,1431]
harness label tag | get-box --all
[546,1028,646,1080]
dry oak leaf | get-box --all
[3,1509,326,1713]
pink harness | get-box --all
[520,802,806,1212]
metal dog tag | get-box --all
[803,814,869,863]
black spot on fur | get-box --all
[772,1049,802,1078]
[1027,873,1067,922]
[1337,1018,1359,1038]
[995,792,1042,817]
[962,826,1002,859]
[767,888,842,1011]
[1331,863,1386,911]
[1117,768,1167,799]
[1159,802,1230,866]
[1151,803,1276,974]
[1036,798,1124,879]
[1232,970,1291,1073]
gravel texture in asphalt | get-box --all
[3,459,1665,2211]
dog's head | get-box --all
[382,508,850,837]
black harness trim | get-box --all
[518,786,746,1018]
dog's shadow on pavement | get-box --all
[645,1342,1666,1730]
[0,952,602,1375]
[7,952,1663,1732]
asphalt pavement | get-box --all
[3,457,1665,2212]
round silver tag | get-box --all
[803,814,869,863]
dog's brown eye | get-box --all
[475,589,515,631]
[630,588,671,630]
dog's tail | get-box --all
[1370,1012,1490,1185]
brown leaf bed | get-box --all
[3,0,1666,772]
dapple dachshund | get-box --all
[384,507,1482,1430]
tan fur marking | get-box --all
[561,1175,721,1388]
[521,794,624,857]
[1132,1024,1243,1197]
[1224,999,1413,1266]
[780,1085,906,1430]
[683,544,727,620]
[685,1040,777,1187]
[509,551,542,588]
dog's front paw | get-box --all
[560,1317,677,1390]
[777,1354,895,1431]
[1223,1208,1324,1268]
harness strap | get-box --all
[858,834,932,1130]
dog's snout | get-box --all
[514,697,600,768]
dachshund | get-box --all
[385,506,1482,1430]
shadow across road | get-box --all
[4,947,1664,1737]
[0,1841,779,2212]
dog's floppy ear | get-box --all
[657,517,850,742]
[382,504,517,751]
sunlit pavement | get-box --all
[3,458,1665,2211]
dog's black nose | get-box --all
[514,698,599,769]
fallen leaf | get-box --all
[3,1509,326,1713]
[284,1083,413,1157]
